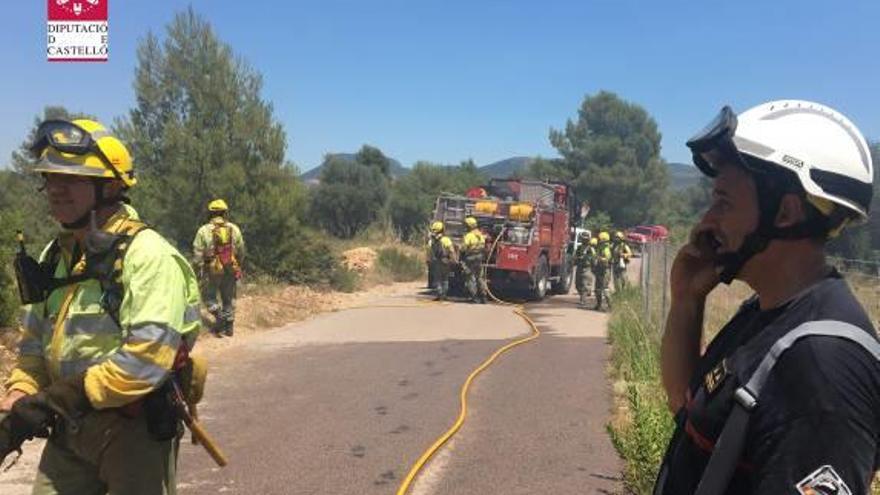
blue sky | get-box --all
[1,1,878,172]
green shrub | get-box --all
[607,288,675,494]
[329,265,360,293]
[376,247,424,282]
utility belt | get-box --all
[203,256,241,280]
[115,352,208,441]
[462,252,483,263]
[432,255,453,265]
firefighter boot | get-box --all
[211,320,225,338]
[579,292,586,307]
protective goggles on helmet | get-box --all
[29,119,127,183]
[686,105,764,178]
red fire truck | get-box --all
[432,179,579,300]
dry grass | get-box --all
[341,247,378,273]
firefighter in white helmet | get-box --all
[656,101,879,495]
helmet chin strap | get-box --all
[715,231,770,285]
[714,177,831,285]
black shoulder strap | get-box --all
[693,320,880,495]
[98,221,150,327]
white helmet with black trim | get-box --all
[689,100,873,221]
[687,100,874,283]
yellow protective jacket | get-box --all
[192,216,245,270]
[427,235,457,264]
[461,228,486,256]
[612,241,632,265]
[5,205,202,409]
[594,243,613,270]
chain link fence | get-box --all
[636,244,880,335]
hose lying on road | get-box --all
[396,228,542,495]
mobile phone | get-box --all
[694,230,721,258]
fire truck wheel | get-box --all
[531,255,549,300]
[551,256,573,295]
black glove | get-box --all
[6,373,91,440]
[8,395,54,440]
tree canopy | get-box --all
[389,159,485,240]
[528,91,669,227]
[116,8,331,283]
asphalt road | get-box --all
[177,288,623,495]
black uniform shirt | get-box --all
[659,271,880,495]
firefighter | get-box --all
[427,221,457,300]
[193,199,245,337]
[593,231,613,311]
[574,232,595,306]
[656,101,880,494]
[0,119,202,494]
[460,216,487,304]
[611,231,632,291]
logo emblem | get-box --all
[796,465,851,495]
[703,359,728,395]
[54,0,101,17]
[782,154,805,169]
[47,0,109,62]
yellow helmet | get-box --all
[430,221,444,234]
[31,119,136,188]
[589,238,598,246]
[615,231,625,240]
[598,231,610,242]
[464,216,478,229]
[208,199,229,212]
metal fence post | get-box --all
[661,240,669,333]
[644,242,652,325]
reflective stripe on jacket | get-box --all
[5,205,202,409]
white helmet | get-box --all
[688,100,873,221]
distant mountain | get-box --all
[667,162,703,190]
[300,153,407,183]
[300,154,703,191]
[478,157,535,178]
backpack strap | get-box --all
[94,219,150,327]
[693,320,880,495]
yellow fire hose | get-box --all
[396,228,542,495]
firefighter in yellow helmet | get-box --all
[193,199,245,337]
[460,216,487,303]
[611,230,633,291]
[574,231,596,307]
[0,119,202,494]
[593,231,613,311]
[426,221,457,300]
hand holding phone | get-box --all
[670,225,722,301]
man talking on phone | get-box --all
[654,101,880,495]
